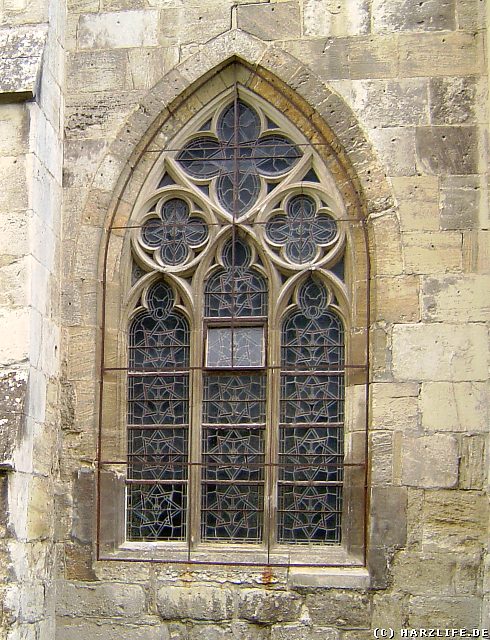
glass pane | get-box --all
[278,279,345,544]
[127,483,187,541]
[203,374,266,425]
[201,484,263,542]
[206,327,264,368]
[277,485,342,544]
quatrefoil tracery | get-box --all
[176,99,301,217]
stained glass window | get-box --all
[124,91,353,555]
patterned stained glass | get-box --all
[266,194,337,264]
[278,279,344,544]
[141,197,208,266]
[127,484,187,541]
[205,239,267,318]
[201,371,266,541]
[177,100,301,216]
[127,281,190,540]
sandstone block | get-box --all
[303,0,369,37]
[348,35,398,79]
[416,125,478,175]
[459,435,486,490]
[374,276,420,323]
[369,127,416,176]
[440,175,480,230]
[127,47,179,91]
[370,214,404,276]
[238,589,302,624]
[188,622,269,640]
[393,323,487,382]
[372,0,455,32]
[55,618,167,640]
[372,593,405,634]
[271,623,340,640]
[305,590,371,627]
[408,596,481,628]
[78,10,159,49]
[283,39,349,81]
[57,582,146,618]
[420,381,488,432]
[422,274,489,322]
[157,586,234,621]
[399,32,482,77]
[351,79,428,127]
[403,231,462,274]
[66,51,130,93]
[392,551,458,596]
[371,383,419,431]
[430,76,476,125]
[0,104,28,156]
[370,486,407,548]
[391,176,439,231]
[0,25,47,98]
[370,432,393,485]
[159,5,232,46]
[400,434,459,488]
[238,2,301,41]
[421,490,488,552]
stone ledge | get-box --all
[288,568,370,589]
[0,25,47,100]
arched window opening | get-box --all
[98,76,368,567]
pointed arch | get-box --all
[94,45,390,565]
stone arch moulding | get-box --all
[90,33,396,569]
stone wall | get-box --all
[0,0,488,637]
[0,0,65,639]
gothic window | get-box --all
[99,85,367,566]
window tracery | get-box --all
[99,84,366,564]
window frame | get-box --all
[97,80,368,568]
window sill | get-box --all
[288,566,370,589]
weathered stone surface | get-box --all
[187,622,269,640]
[400,434,459,488]
[56,618,168,640]
[271,623,340,640]
[369,127,416,176]
[440,175,480,230]
[420,381,488,432]
[392,551,462,596]
[77,10,159,49]
[459,435,486,490]
[66,51,131,93]
[392,324,488,382]
[399,32,481,77]
[238,2,300,40]
[421,490,488,552]
[157,586,234,621]
[416,125,478,175]
[0,368,27,468]
[238,589,302,624]
[429,76,477,124]
[422,274,489,322]
[371,383,419,430]
[57,582,146,618]
[370,431,393,485]
[403,231,462,273]
[408,596,481,627]
[351,79,428,127]
[372,0,455,32]
[305,590,371,627]
[391,176,439,231]
[374,276,420,323]
[303,0,369,37]
[348,35,398,78]
[0,25,47,98]
[370,486,407,548]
